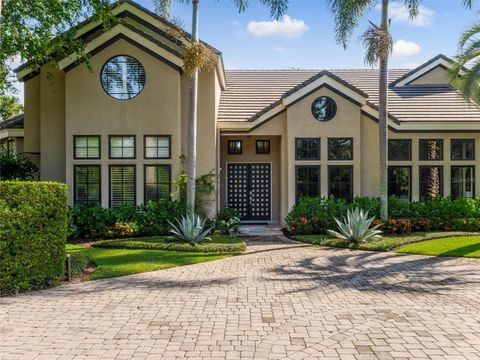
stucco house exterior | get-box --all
[0,113,24,154]
[14,0,480,225]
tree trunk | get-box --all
[379,0,389,220]
[425,140,440,200]
[186,0,199,213]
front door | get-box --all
[227,163,271,221]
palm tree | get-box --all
[153,0,288,213]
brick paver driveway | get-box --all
[1,238,480,360]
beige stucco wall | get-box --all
[409,66,450,85]
[23,76,41,168]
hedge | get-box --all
[0,181,68,294]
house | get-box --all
[15,0,480,225]
[0,113,24,154]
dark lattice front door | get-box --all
[227,163,271,221]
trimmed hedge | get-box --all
[69,252,89,275]
[0,181,68,294]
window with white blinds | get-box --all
[109,136,135,158]
[74,165,101,206]
[144,136,170,159]
[74,136,100,159]
[144,165,171,202]
[109,165,136,207]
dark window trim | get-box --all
[419,139,444,161]
[327,137,354,161]
[450,165,476,199]
[228,140,242,155]
[108,164,137,208]
[388,139,412,161]
[450,138,476,161]
[295,137,321,160]
[73,135,101,160]
[256,140,271,155]
[109,135,136,159]
[388,166,412,201]
[143,135,171,159]
[73,165,101,206]
[419,165,444,201]
[143,164,172,203]
[328,165,354,200]
[295,165,321,203]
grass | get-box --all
[66,244,235,280]
[396,236,480,258]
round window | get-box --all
[311,96,336,122]
[100,55,146,100]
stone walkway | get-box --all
[1,237,480,359]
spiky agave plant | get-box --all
[327,208,382,243]
[168,213,212,244]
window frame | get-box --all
[387,166,412,201]
[328,165,354,201]
[144,164,172,203]
[295,165,321,202]
[108,164,137,208]
[100,55,146,100]
[295,138,321,160]
[73,135,101,160]
[143,135,171,159]
[388,139,412,161]
[419,139,443,161]
[228,140,242,155]
[256,140,271,155]
[419,165,444,202]
[327,137,353,161]
[109,135,136,159]
[73,165,101,206]
[451,165,475,199]
[450,139,475,161]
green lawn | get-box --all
[66,244,234,280]
[396,236,480,258]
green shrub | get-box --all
[214,206,241,235]
[68,252,89,275]
[0,148,38,180]
[0,181,67,294]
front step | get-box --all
[238,225,284,237]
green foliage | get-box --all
[0,181,68,294]
[69,252,89,275]
[168,213,212,244]
[0,148,38,180]
[0,95,23,120]
[213,206,241,236]
[327,208,382,243]
[173,169,216,216]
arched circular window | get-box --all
[100,55,146,100]
[311,96,337,122]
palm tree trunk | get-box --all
[186,0,199,213]
[379,0,389,220]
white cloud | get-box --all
[392,40,421,58]
[247,16,308,37]
[378,3,435,26]
[272,46,287,53]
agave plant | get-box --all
[168,213,212,244]
[327,208,382,243]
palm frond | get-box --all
[258,0,289,19]
[403,0,421,18]
[361,21,392,67]
[152,0,173,18]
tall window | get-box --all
[144,165,171,202]
[228,140,242,154]
[328,138,353,160]
[419,166,443,202]
[328,166,353,201]
[388,139,411,161]
[74,136,100,159]
[388,166,411,201]
[109,165,136,207]
[451,166,475,199]
[451,139,475,160]
[419,139,443,161]
[109,136,135,159]
[74,165,101,206]
[144,136,170,159]
[295,166,320,201]
[295,138,320,160]
[256,140,270,154]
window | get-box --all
[109,136,135,159]
[101,55,146,100]
[144,136,170,159]
[388,166,411,201]
[295,138,320,160]
[109,165,136,207]
[6,139,16,154]
[451,139,475,160]
[228,140,242,154]
[451,166,475,199]
[328,138,353,160]
[419,139,443,161]
[311,96,336,122]
[256,140,270,154]
[74,165,101,206]
[419,166,443,202]
[144,165,171,202]
[74,136,100,159]
[388,139,411,161]
[328,166,353,201]
[295,166,320,201]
